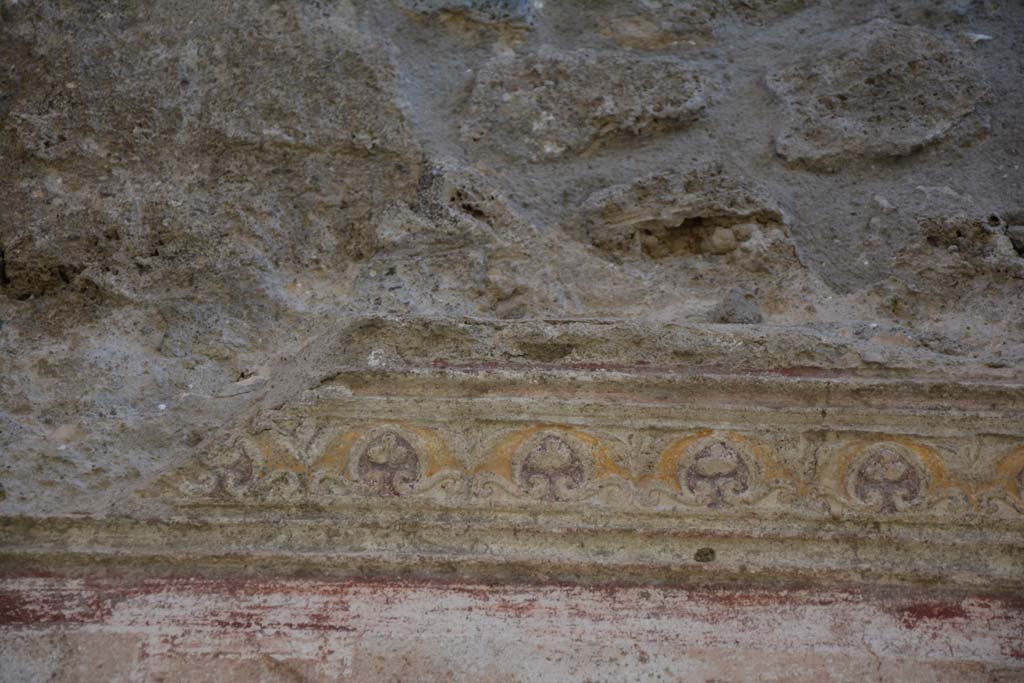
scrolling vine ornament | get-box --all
[173,419,1024,522]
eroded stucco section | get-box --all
[2,576,1022,682]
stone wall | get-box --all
[1,1,1023,680]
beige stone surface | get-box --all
[2,0,1024,517]
[2,0,1024,679]
[767,19,985,171]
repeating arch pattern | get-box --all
[177,420,1024,521]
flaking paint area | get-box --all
[1,575,1022,682]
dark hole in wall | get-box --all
[0,248,9,287]
[694,547,716,563]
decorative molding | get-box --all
[2,365,999,590]
[171,378,1024,524]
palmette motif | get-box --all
[176,418,1024,522]
[847,444,925,513]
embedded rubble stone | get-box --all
[874,187,1024,282]
[547,0,810,49]
[557,0,720,48]
[917,212,1024,278]
[198,28,411,152]
[574,165,789,261]
[461,48,709,161]
[767,19,984,171]
[1,4,418,300]
[708,286,763,324]
[399,0,534,25]
[1008,225,1024,256]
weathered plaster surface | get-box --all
[3,0,1024,519]
[2,575,1022,682]
[2,0,1024,679]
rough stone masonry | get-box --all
[1,1,1023,681]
